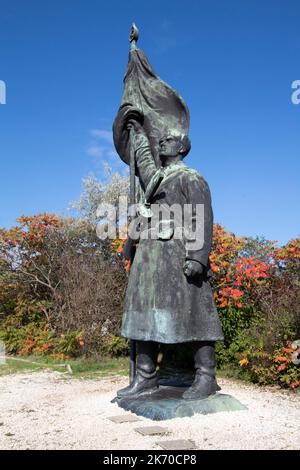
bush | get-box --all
[214,233,300,390]
[1,213,299,390]
[0,215,127,357]
[101,335,129,357]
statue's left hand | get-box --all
[183,260,203,278]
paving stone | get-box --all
[156,439,196,450]
[107,414,142,423]
[134,426,169,436]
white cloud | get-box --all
[90,129,113,144]
[86,145,105,158]
[86,127,125,174]
[106,149,118,159]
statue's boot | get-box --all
[117,341,158,398]
[183,341,221,400]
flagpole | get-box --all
[128,23,139,384]
[128,127,136,383]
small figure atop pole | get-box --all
[129,23,139,50]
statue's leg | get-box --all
[117,340,158,398]
[182,341,221,400]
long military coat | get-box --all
[121,133,224,344]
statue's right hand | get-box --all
[126,119,143,133]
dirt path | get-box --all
[0,371,299,450]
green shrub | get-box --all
[101,335,129,357]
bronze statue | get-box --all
[113,25,224,401]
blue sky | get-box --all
[0,0,299,245]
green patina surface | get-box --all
[114,389,247,421]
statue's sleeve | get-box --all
[132,132,158,190]
[182,172,213,267]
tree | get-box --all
[70,166,129,225]
[0,214,128,356]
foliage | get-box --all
[0,214,127,357]
[101,335,129,357]
[0,208,299,390]
[70,168,129,224]
[0,296,84,357]
[211,225,270,311]
[236,341,300,389]
[210,227,300,390]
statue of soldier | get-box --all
[117,119,224,400]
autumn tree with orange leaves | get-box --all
[0,212,299,389]
[0,214,127,357]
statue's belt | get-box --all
[134,220,198,242]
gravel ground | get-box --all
[0,371,299,450]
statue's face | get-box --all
[159,135,182,158]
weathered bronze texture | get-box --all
[113,25,224,402]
